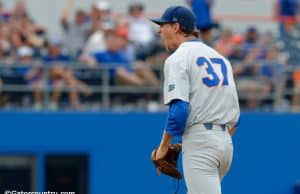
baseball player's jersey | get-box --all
[163,40,240,129]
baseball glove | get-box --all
[151,144,182,179]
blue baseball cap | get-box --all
[150,6,196,32]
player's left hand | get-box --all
[151,144,182,179]
[152,145,168,160]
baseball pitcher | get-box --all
[150,6,240,194]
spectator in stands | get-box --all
[0,1,10,22]
[229,34,248,86]
[10,0,46,35]
[17,46,44,110]
[82,1,108,55]
[278,17,300,111]
[126,3,160,86]
[127,3,157,60]
[43,38,71,63]
[187,0,217,46]
[43,39,91,110]
[60,0,90,57]
[280,19,300,66]
[214,28,234,58]
[229,33,244,61]
[256,31,274,60]
[95,1,115,31]
[17,13,46,54]
[291,69,300,111]
[0,25,11,59]
[116,26,159,87]
[260,46,286,109]
[187,0,215,30]
[260,46,285,82]
[127,3,155,48]
[9,30,27,59]
[198,25,215,46]
[11,0,27,19]
[274,0,300,36]
[3,1,46,59]
[243,26,260,56]
[83,30,144,86]
[234,30,270,110]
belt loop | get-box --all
[204,123,213,130]
[203,123,226,131]
[221,124,226,131]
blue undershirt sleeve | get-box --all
[165,99,189,136]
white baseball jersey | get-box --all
[163,40,240,130]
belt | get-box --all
[203,123,227,131]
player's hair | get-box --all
[170,23,199,38]
[179,27,199,38]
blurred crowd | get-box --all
[0,0,299,111]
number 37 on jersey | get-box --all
[196,57,230,87]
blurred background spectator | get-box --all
[84,30,145,86]
[187,0,218,46]
[274,0,300,36]
[60,0,90,57]
[16,46,44,110]
[187,0,215,30]
[127,2,155,50]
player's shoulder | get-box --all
[191,41,230,62]
[166,42,197,63]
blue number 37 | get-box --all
[196,57,229,87]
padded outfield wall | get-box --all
[0,111,299,194]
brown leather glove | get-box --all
[151,144,182,179]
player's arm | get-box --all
[156,54,190,158]
[229,127,236,137]
[155,131,173,160]
[186,0,193,6]
[273,1,280,21]
[229,117,240,137]
[207,0,214,7]
[60,0,75,29]
[79,54,97,68]
[24,63,40,81]
[155,99,189,159]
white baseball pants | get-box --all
[182,124,233,194]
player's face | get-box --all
[157,23,178,51]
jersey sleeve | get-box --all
[163,54,190,105]
[165,99,189,136]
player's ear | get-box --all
[173,23,180,33]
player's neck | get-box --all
[177,35,197,46]
[169,34,198,51]
[184,35,198,42]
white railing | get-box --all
[0,61,298,111]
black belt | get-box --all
[203,123,227,131]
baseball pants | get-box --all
[182,124,233,194]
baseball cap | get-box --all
[95,1,110,11]
[247,26,258,33]
[17,46,33,57]
[150,6,196,32]
[129,2,144,12]
[49,36,63,46]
